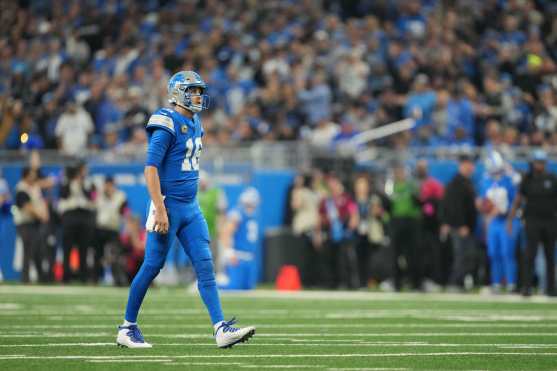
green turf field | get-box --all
[1,285,557,370]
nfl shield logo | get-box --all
[181,125,188,134]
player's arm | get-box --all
[220,212,240,266]
[506,192,522,233]
[145,129,173,234]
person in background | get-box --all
[219,187,260,290]
[317,174,359,289]
[0,168,10,281]
[13,167,49,283]
[95,176,128,284]
[440,154,478,291]
[291,173,319,287]
[508,149,557,297]
[55,97,94,156]
[58,161,96,282]
[416,159,445,288]
[120,215,146,284]
[479,151,519,294]
[353,174,373,288]
[388,163,423,291]
[198,171,228,275]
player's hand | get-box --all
[154,207,169,234]
[223,247,238,266]
[458,226,470,237]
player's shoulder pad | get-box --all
[146,108,176,136]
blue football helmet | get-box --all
[167,71,210,112]
[239,187,260,208]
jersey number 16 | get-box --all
[182,137,202,172]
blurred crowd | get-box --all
[284,152,557,296]
[8,153,146,284]
[1,0,557,154]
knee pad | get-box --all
[194,258,216,288]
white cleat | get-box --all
[116,325,153,348]
[214,317,256,349]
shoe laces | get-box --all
[216,317,240,334]
[124,325,145,343]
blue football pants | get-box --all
[125,198,224,324]
[487,218,520,286]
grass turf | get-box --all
[1,285,557,370]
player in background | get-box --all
[116,71,255,349]
[218,187,260,290]
[479,151,520,294]
[198,170,228,275]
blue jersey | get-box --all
[228,207,258,253]
[480,174,516,218]
[145,107,204,203]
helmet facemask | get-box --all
[176,84,210,113]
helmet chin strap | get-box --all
[175,103,196,114]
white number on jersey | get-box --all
[182,137,203,171]
[486,186,509,214]
[247,220,258,243]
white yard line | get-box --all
[1,286,556,303]
[1,332,556,338]
[163,362,244,366]
[2,342,557,348]
[1,352,557,361]
[86,359,171,363]
[2,323,557,329]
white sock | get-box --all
[123,320,137,327]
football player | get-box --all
[116,71,255,348]
[479,151,519,294]
[218,187,260,290]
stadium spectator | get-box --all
[317,175,359,289]
[290,173,320,287]
[58,162,95,282]
[388,163,423,291]
[13,167,49,283]
[95,176,128,284]
[440,154,478,291]
[55,98,94,156]
[1,1,557,149]
[416,159,445,287]
[508,149,557,297]
[119,215,146,284]
[353,174,376,288]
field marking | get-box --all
[2,286,556,304]
[3,342,557,349]
[162,362,244,366]
[1,352,557,361]
[166,363,319,369]
[86,359,171,363]
[3,323,557,330]
[1,332,557,339]
[4,311,557,323]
